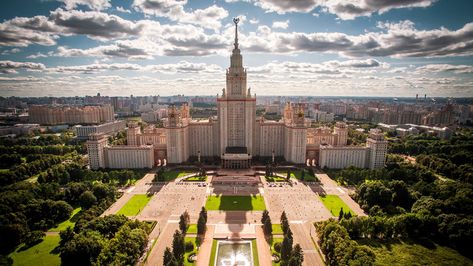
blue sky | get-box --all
[0,0,472,97]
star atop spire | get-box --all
[233,17,240,49]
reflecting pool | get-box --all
[215,240,253,266]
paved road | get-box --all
[291,222,325,266]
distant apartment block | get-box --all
[29,104,114,125]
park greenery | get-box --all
[318,128,473,264]
[0,134,149,265]
[59,215,150,265]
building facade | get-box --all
[74,120,126,139]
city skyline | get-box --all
[1,0,473,97]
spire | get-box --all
[233,17,239,49]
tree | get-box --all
[281,228,293,262]
[200,207,207,223]
[263,216,273,237]
[261,210,270,224]
[338,208,344,221]
[172,230,185,264]
[163,247,178,266]
[25,230,45,247]
[179,211,190,234]
[79,191,97,209]
[288,244,303,266]
[60,231,106,266]
[154,167,165,182]
[197,215,206,236]
[281,211,289,235]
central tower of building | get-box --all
[218,18,256,168]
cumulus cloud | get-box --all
[238,0,435,20]
[132,0,228,31]
[55,42,153,60]
[57,0,111,10]
[1,48,21,55]
[116,6,132,13]
[416,64,473,74]
[240,20,473,58]
[0,60,46,74]
[44,61,222,74]
[249,59,386,75]
[272,20,289,29]
[0,9,144,47]
[49,9,144,40]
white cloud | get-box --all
[132,0,228,31]
[1,48,21,55]
[272,20,289,29]
[57,0,111,10]
[233,0,436,20]
[240,20,473,58]
[416,64,473,74]
[0,60,46,74]
[249,18,259,24]
[116,6,132,13]
[26,52,49,59]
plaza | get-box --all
[102,166,366,266]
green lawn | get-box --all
[161,170,195,181]
[9,235,60,266]
[272,224,284,235]
[184,237,198,266]
[184,176,207,182]
[205,195,266,211]
[252,239,260,266]
[319,194,354,216]
[116,194,153,216]
[187,224,197,234]
[292,170,317,181]
[209,240,218,266]
[48,207,82,232]
[277,170,317,182]
[265,176,288,182]
[357,238,473,266]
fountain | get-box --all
[215,240,253,266]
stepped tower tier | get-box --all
[218,17,255,168]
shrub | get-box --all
[274,242,282,253]
[185,241,194,252]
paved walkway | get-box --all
[196,225,215,266]
[145,222,179,266]
[255,226,272,266]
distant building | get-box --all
[309,109,335,123]
[29,104,114,125]
[74,120,126,140]
[0,123,40,136]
